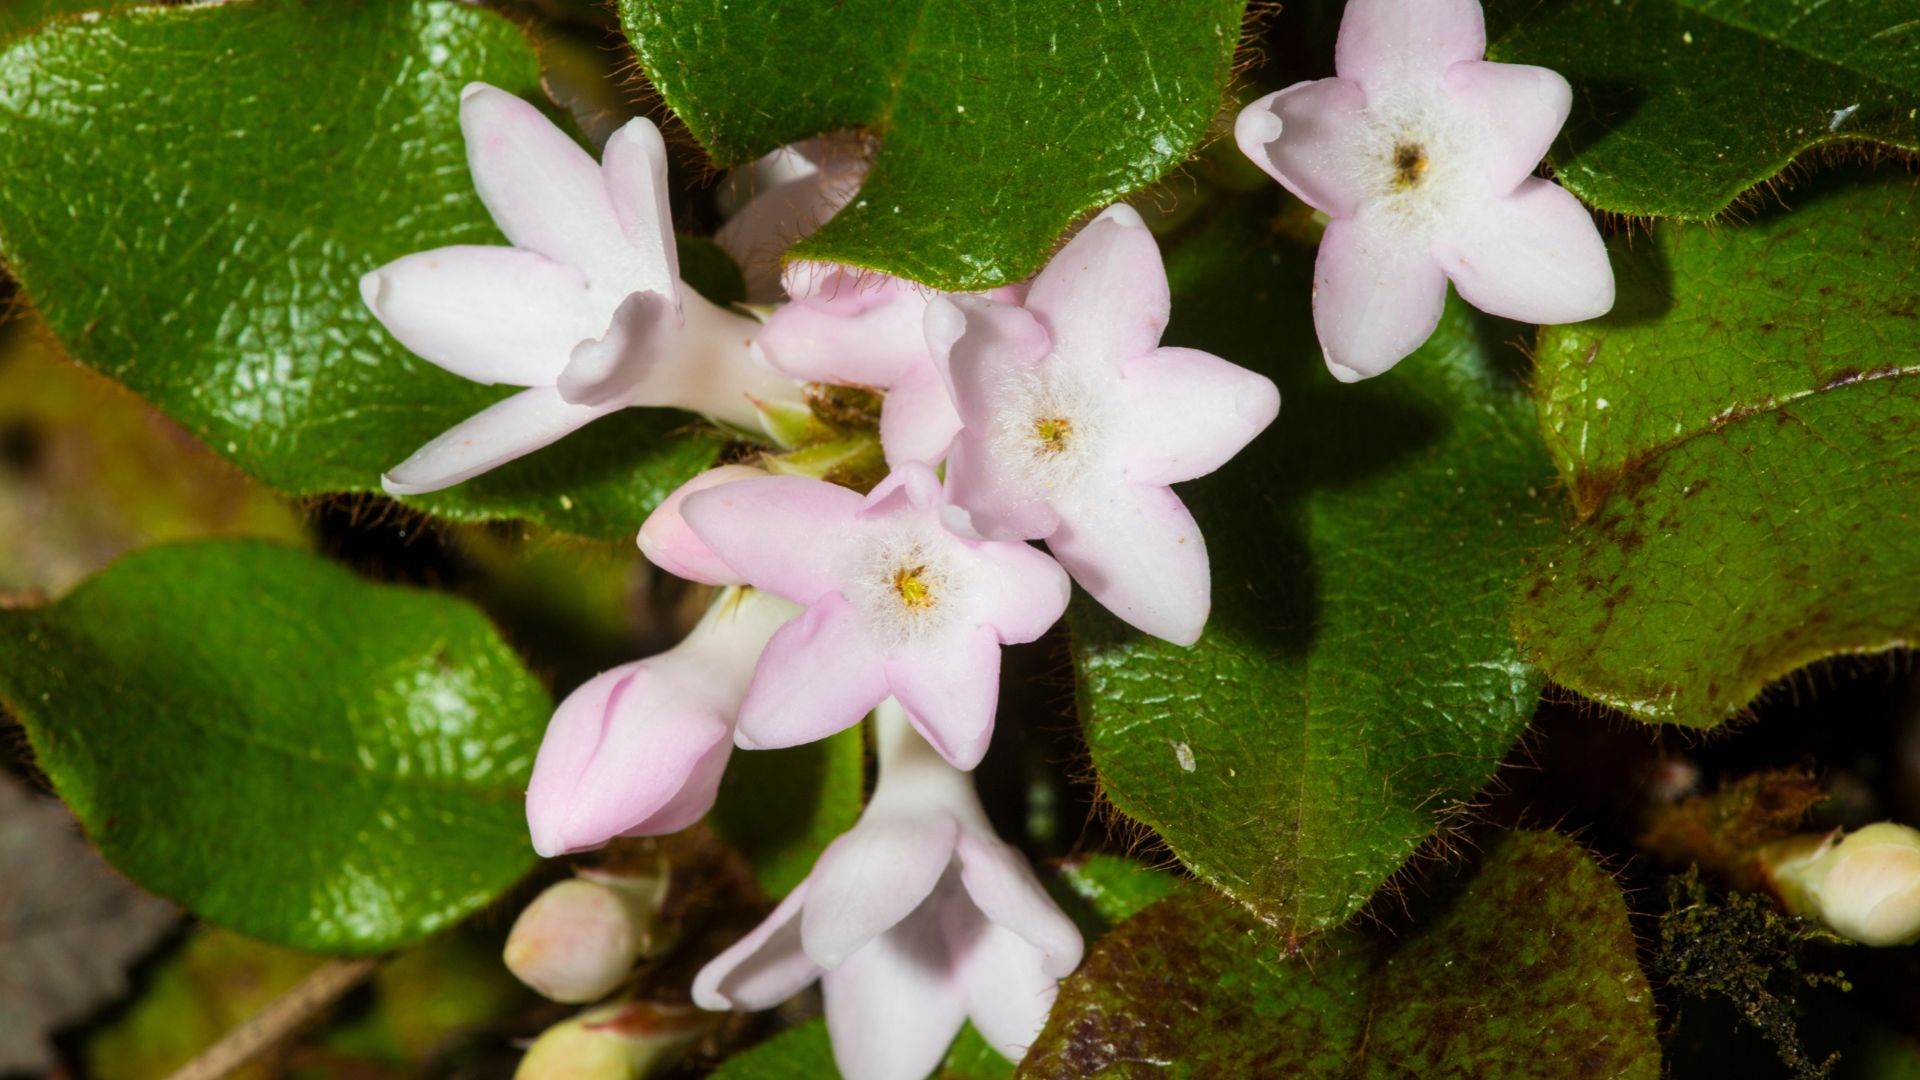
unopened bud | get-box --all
[505,871,670,1003]
[1761,821,1920,946]
[514,998,714,1080]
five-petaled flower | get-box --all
[362,83,804,494]
[693,700,1083,1080]
[525,587,798,858]
[1234,0,1614,381]
[928,204,1280,646]
[680,463,1071,769]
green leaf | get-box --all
[1020,831,1661,1079]
[1517,171,1920,727]
[0,539,547,953]
[1057,855,1181,927]
[1072,201,1556,939]
[708,725,866,898]
[1486,0,1920,220]
[0,0,720,541]
[619,0,1247,290]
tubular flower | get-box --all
[362,83,804,494]
[715,138,871,303]
[525,588,799,858]
[928,204,1280,646]
[757,262,1025,467]
[693,700,1083,1080]
[1233,0,1614,381]
[679,463,1070,769]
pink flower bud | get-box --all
[505,872,668,1003]
[637,464,766,586]
[1764,822,1920,947]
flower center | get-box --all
[891,564,936,610]
[1032,416,1073,455]
[1392,141,1429,189]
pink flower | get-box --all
[926,205,1280,646]
[715,138,870,303]
[757,263,1025,467]
[693,701,1082,1080]
[363,83,804,495]
[680,463,1070,769]
[1234,0,1614,381]
[636,463,766,587]
[525,588,798,858]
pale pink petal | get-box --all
[637,465,765,586]
[1117,347,1280,487]
[1311,217,1449,382]
[1334,0,1487,90]
[1435,178,1614,324]
[953,833,1084,978]
[821,904,967,1080]
[682,476,867,603]
[1022,204,1169,367]
[1442,61,1573,194]
[943,432,1063,541]
[734,594,891,750]
[1049,482,1210,647]
[524,662,733,857]
[757,270,927,388]
[717,164,867,303]
[925,294,1051,423]
[600,117,679,298]
[801,812,960,968]
[886,628,1003,771]
[692,882,822,1011]
[382,385,622,496]
[555,290,680,406]
[877,359,962,467]
[459,83,625,278]
[359,246,596,387]
[940,899,1060,1062]
[960,540,1072,645]
[1234,79,1370,218]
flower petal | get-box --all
[1023,204,1169,367]
[1333,0,1486,90]
[959,539,1072,645]
[1234,79,1370,219]
[928,295,1062,539]
[459,83,626,279]
[1441,60,1573,194]
[757,267,928,388]
[821,903,967,1080]
[359,246,597,387]
[692,881,822,1011]
[637,465,765,586]
[600,117,679,299]
[717,162,867,303]
[1436,178,1614,325]
[381,385,622,496]
[525,661,733,857]
[555,290,680,406]
[953,832,1084,979]
[1117,346,1280,487]
[1311,216,1449,381]
[885,627,1004,771]
[682,475,867,604]
[735,593,891,750]
[940,898,1061,1062]
[1049,481,1210,646]
[878,359,962,467]
[801,810,960,968]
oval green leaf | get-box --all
[1072,201,1556,940]
[0,540,548,953]
[1519,171,1920,726]
[0,0,720,540]
[1487,0,1920,220]
[1021,831,1661,1079]
[620,0,1248,290]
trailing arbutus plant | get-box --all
[0,0,1916,1077]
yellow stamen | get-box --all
[1392,142,1429,189]
[1033,416,1073,454]
[892,565,936,610]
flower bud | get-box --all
[505,870,669,1003]
[637,465,765,586]
[514,998,713,1080]
[1762,821,1920,946]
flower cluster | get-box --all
[362,2,1610,1076]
